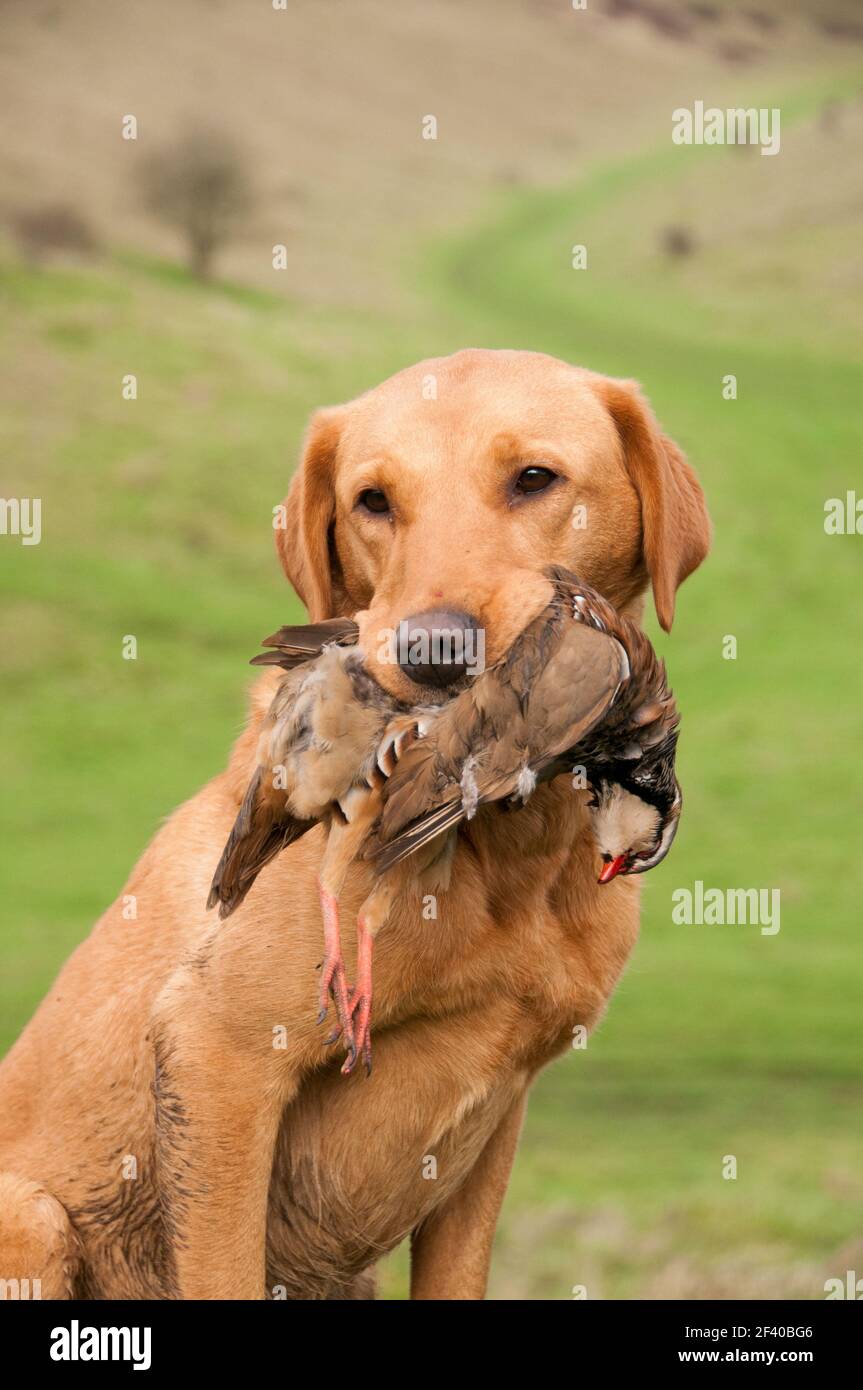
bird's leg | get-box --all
[344,875,396,1077]
[317,877,355,1062]
[316,800,382,1070]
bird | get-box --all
[207,569,682,1074]
[207,632,423,1074]
[364,568,681,880]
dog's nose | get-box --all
[396,609,481,688]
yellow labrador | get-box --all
[0,350,709,1299]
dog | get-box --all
[0,349,710,1300]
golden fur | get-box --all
[0,349,709,1299]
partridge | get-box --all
[370,571,682,882]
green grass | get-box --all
[2,75,862,1299]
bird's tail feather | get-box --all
[249,649,309,670]
[249,618,359,670]
[372,796,466,873]
[207,770,314,919]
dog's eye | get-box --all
[514,466,557,496]
[357,488,391,515]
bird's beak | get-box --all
[598,854,628,884]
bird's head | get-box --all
[587,778,682,883]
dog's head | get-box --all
[276,349,710,699]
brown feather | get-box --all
[249,650,309,669]
[207,769,314,920]
[210,646,398,917]
[262,617,359,651]
[368,588,628,870]
[373,799,464,872]
[249,617,359,671]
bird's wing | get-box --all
[524,620,629,772]
[370,621,628,873]
[366,672,522,856]
[206,768,314,920]
[249,617,360,670]
[207,655,344,920]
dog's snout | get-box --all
[397,608,480,688]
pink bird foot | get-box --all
[342,914,374,1077]
[317,881,356,1069]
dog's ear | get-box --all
[276,407,346,621]
[599,378,711,631]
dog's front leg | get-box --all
[410,1090,527,1300]
[151,963,300,1300]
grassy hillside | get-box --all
[4,0,862,304]
[2,5,862,1299]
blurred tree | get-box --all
[141,126,254,280]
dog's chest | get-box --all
[262,816,640,1298]
[264,1055,524,1299]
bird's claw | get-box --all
[317,950,356,1059]
[324,987,373,1076]
[341,988,372,1076]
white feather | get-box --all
[516,766,537,801]
[460,756,480,820]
